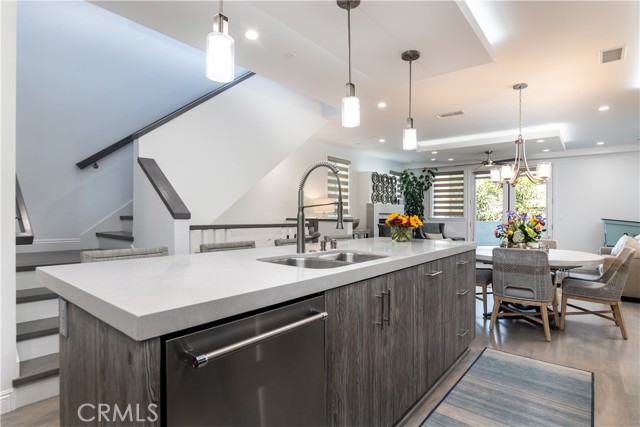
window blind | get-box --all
[432,170,465,218]
[328,156,350,214]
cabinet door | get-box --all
[414,260,444,396]
[386,267,417,421]
[326,278,376,427]
[442,268,475,368]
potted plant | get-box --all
[398,168,436,221]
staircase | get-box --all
[95,215,134,249]
[13,251,84,407]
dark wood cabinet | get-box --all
[326,251,475,427]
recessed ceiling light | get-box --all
[431,151,438,154]
[447,158,454,161]
[542,149,550,152]
[377,102,387,109]
[244,30,259,40]
[598,105,610,112]
[536,139,545,143]
[596,141,605,145]
[430,158,436,161]
[378,138,386,143]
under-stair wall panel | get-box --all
[136,75,327,246]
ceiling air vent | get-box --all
[600,46,625,64]
[436,110,465,119]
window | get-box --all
[431,170,464,218]
[327,156,350,214]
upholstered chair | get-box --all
[200,241,256,252]
[81,246,169,263]
[560,247,635,339]
[489,248,559,342]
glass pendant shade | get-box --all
[536,162,552,179]
[341,95,360,128]
[206,31,234,83]
[403,127,417,151]
[490,168,502,182]
[501,164,515,181]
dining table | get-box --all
[475,246,605,270]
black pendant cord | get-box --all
[347,5,352,85]
[408,60,413,120]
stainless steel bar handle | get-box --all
[376,294,385,330]
[424,270,443,277]
[384,288,391,326]
[457,329,469,338]
[456,289,469,296]
[456,260,469,265]
[187,311,328,368]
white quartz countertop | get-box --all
[37,238,476,341]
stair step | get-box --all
[12,353,59,387]
[120,215,133,220]
[17,288,58,304]
[16,249,85,272]
[96,231,134,242]
[17,317,59,342]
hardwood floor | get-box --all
[401,297,640,427]
[2,298,638,427]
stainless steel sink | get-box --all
[266,257,350,269]
[259,250,390,269]
[316,251,389,263]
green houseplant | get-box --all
[398,168,436,221]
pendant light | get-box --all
[491,83,552,186]
[206,0,235,83]
[402,50,420,150]
[337,1,360,128]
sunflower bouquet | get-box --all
[385,212,423,242]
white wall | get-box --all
[553,151,640,252]
[214,138,402,239]
[136,75,328,244]
[15,1,222,250]
[1,0,19,413]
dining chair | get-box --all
[81,246,169,263]
[560,247,635,339]
[323,234,352,241]
[200,241,256,252]
[539,239,558,249]
[489,248,559,342]
[274,232,321,247]
[475,264,493,318]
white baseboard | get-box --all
[13,376,59,409]
[15,238,82,254]
[0,388,15,415]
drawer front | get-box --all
[440,251,475,279]
[442,268,475,325]
[443,313,474,368]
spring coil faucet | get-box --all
[297,162,344,253]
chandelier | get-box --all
[491,83,551,186]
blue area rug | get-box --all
[422,348,594,427]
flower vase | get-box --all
[526,241,540,249]
[391,226,412,242]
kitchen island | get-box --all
[37,238,476,426]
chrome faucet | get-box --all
[297,162,344,253]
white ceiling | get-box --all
[94,0,640,166]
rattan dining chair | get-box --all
[560,247,635,339]
[489,248,559,342]
[200,241,256,252]
[476,264,493,318]
[81,246,169,263]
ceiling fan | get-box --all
[473,151,513,169]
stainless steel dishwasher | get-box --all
[164,295,326,426]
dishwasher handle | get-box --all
[185,311,328,368]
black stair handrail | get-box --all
[138,157,190,220]
[76,71,255,170]
[16,176,34,245]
